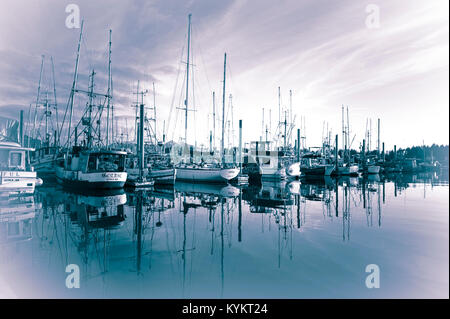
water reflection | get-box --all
[0,171,448,298]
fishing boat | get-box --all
[0,141,38,196]
[56,147,127,189]
[301,154,334,176]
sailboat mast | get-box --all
[184,14,192,145]
[221,53,227,165]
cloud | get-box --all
[0,0,447,149]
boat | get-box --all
[176,164,239,183]
[286,161,301,177]
[174,15,239,184]
[0,141,38,196]
[56,147,127,189]
[366,165,381,174]
[336,163,359,176]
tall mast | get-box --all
[66,20,84,147]
[50,56,59,146]
[341,105,345,159]
[184,13,192,145]
[153,81,157,144]
[87,70,95,148]
[212,91,216,150]
[346,106,349,162]
[33,55,45,147]
[106,29,112,147]
[221,52,227,165]
[278,86,281,126]
[135,80,140,144]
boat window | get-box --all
[0,150,9,169]
[9,152,23,169]
[93,154,125,172]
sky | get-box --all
[0,0,448,150]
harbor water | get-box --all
[0,172,448,298]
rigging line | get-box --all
[166,43,186,141]
[191,41,197,145]
[172,68,187,142]
[191,23,213,96]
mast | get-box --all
[66,20,84,147]
[184,14,192,145]
[87,70,95,148]
[51,56,59,146]
[341,105,345,162]
[278,86,281,126]
[33,55,45,148]
[153,81,157,144]
[221,52,227,166]
[106,29,112,147]
[346,106,349,163]
[212,91,216,150]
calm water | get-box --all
[0,172,448,298]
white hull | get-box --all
[260,166,287,180]
[286,162,301,177]
[56,166,127,189]
[0,171,37,196]
[176,167,239,183]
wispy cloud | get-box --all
[0,0,447,148]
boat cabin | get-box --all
[62,147,126,173]
[0,142,34,172]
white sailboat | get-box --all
[175,14,239,184]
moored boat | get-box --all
[56,147,127,189]
[0,141,38,196]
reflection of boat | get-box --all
[56,147,127,189]
[1,141,38,195]
[0,195,37,244]
[247,181,293,209]
[63,189,127,229]
[287,181,301,195]
[175,181,239,198]
[366,174,380,182]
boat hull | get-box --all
[260,166,287,180]
[302,165,334,176]
[176,167,239,183]
[55,166,127,189]
[336,165,359,176]
[0,171,37,196]
[286,162,301,177]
